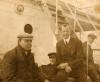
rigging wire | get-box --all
[74,0,88,80]
[56,0,58,35]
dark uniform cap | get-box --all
[17,33,33,39]
[48,52,56,58]
[88,33,97,39]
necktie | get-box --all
[66,41,68,45]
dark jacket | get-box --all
[83,42,94,64]
[56,37,84,69]
[1,46,42,82]
[40,64,58,81]
[83,42,94,68]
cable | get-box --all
[56,0,58,34]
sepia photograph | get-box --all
[0,0,100,82]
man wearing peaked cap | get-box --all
[17,33,33,51]
[40,52,58,82]
[48,52,57,66]
[83,33,100,82]
[48,52,56,58]
[1,33,44,82]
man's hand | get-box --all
[65,65,72,73]
[57,63,68,69]
[44,79,50,82]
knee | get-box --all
[56,70,67,78]
[88,65,96,71]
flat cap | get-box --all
[48,52,56,58]
[17,33,33,39]
[88,33,97,39]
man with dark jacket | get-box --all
[55,23,87,82]
[83,33,100,82]
[40,52,58,82]
[1,33,43,82]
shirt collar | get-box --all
[87,42,91,46]
[63,36,70,44]
[25,51,28,56]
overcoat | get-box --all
[1,46,42,82]
[56,37,84,69]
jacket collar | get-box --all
[62,37,73,45]
[16,45,31,56]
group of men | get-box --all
[1,22,100,82]
[41,23,100,82]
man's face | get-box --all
[88,37,94,44]
[49,58,56,65]
[19,38,33,51]
[62,25,71,39]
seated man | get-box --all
[40,52,58,82]
[1,33,43,82]
[55,23,87,82]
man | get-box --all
[83,33,100,82]
[1,33,43,82]
[40,52,58,82]
[55,23,87,82]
